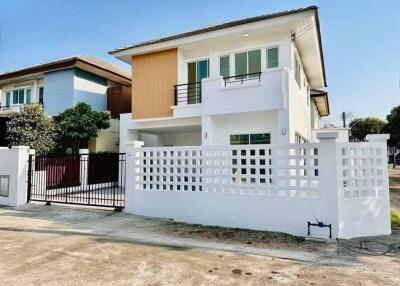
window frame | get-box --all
[234,49,262,77]
[219,55,230,78]
[38,86,44,105]
[187,58,210,83]
[5,88,32,105]
[230,133,271,145]
[267,47,279,69]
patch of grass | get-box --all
[391,210,400,229]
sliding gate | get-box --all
[27,153,126,209]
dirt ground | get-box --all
[0,204,399,286]
[0,169,399,285]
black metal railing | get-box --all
[27,153,126,210]
[223,72,262,86]
[174,82,202,105]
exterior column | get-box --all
[79,149,89,189]
[315,132,340,238]
[0,146,32,206]
[124,142,143,214]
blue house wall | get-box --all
[43,69,74,116]
[43,68,108,116]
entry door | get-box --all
[187,59,209,104]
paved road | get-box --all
[0,204,399,285]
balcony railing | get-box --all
[223,72,262,86]
[0,104,11,112]
[0,104,24,113]
[174,82,201,105]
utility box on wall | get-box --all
[0,146,32,207]
[0,175,10,197]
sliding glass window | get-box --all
[234,50,261,78]
[5,92,11,107]
[248,50,261,77]
[267,47,279,68]
[219,56,230,78]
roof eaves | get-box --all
[0,56,131,83]
[109,6,319,55]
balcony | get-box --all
[0,104,22,114]
[172,82,202,118]
[203,69,286,116]
[174,82,202,105]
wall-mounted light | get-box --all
[281,128,287,135]
[204,132,208,139]
[244,33,250,37]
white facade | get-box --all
[116,8,328,150]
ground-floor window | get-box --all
[230,133,271,145]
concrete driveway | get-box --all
[0,204,399,286]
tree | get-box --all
[54,102,110,152]
[349,117,387,141]
[6,104,56,154]
[386,105,400,147]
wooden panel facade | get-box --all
[107,86,132,118]
[132,48,177,119]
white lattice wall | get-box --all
[133,144,320,198]
[339,143,387,199]
[336,141,391,238]
[126,135,391,239]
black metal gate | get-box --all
[27,153,126,209]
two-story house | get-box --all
[111,6,330,152]
[0,56,131,151]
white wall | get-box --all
[125,134,391,239]
[177,34,292,83]
[89,118,120,152]
[0,146,32,207]
[202,111,280,146]
[287,44,312,143]
[202,69,285,116]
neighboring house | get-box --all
[0,56,131,152]
[110,6,331,152]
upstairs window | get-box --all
[219,56,230,78]
[5,92,11,107]
[11,88,31,104]
[235,50,261,78]
[38,87,44,105]
[267,47,279,68]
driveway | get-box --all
[0,204,399,286]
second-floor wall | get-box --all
[1,68,112,116]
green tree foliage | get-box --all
[386,105,400,147]
[6,104,56,154]
[349,117,387,141]
[54,102,110,152]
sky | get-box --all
[0,0,399,124]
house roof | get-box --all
[109,5,326,86]
[0,56,131,86]
[311,89,330,116]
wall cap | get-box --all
[366,134,390,141]
[11,146,30,150]
[316,131,339,140]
